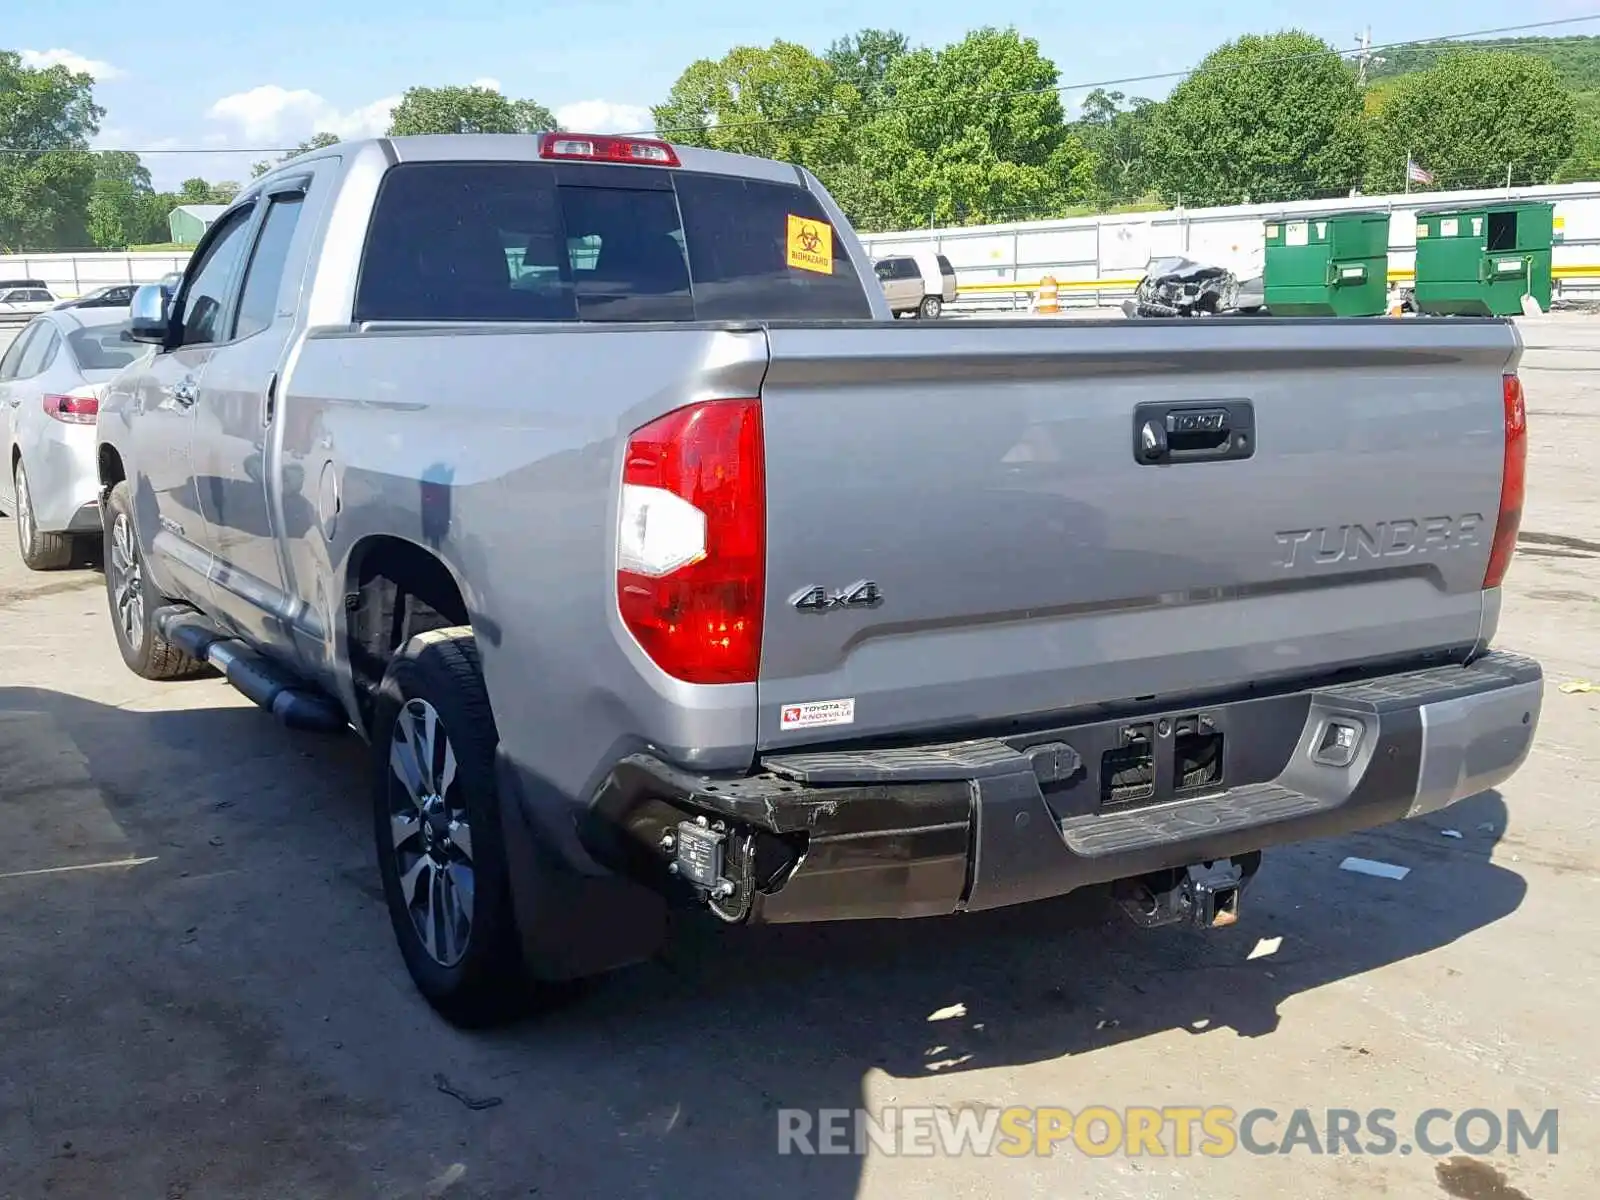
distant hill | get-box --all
[1365,33,1600,180]
[1366,33,1600,92]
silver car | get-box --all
[0,307,144,569]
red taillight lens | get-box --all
[540,133,680,166]
[43,392,98,424]
[616,399,765,684]
[1484,373,1527,590]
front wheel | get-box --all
[373,628,526,1026]
[14,459,75,571]
[102,481,207,679]
[919,294,943,320]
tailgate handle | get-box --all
[1134,401,1254,465]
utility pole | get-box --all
[1354,26,1385,88]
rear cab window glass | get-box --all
[355,161,873,324]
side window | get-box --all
[0,324,38,380]
[874,261,893,281]
[33,328,62,373]
[233,194,307,340]
[174,207,255,347]
[14,325,57,379]
[936,255,955,276]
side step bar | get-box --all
[153,605,347,733]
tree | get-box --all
[652,42,861,165]
[85,150,162,248]
[0,50,103,250]
[1148,32,1365,207]
[856,27,1093,228]
[1366,50,1578,191]
[388,85,560,136]
[176,177,235,205]
[1075,88,1160,206]
[825,29,909,100]
[252,130,340,178]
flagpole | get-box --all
[1405,148,1411,194]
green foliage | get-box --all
[824,29,909,99]
[1074,89,1160,206]
[1149,31,1365,207]
[387,85,558,136]
[0,50,103,250]
[251,130,340,178]
[1366,50,1577,190]
[1369,34,1600,91]
[652,41,862,166]
[85,150,167,249]
[857,27,1093,228]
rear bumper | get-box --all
[588,651,1542,924]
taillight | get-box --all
[616,400,764,684]
[43,392,98,425]
[1484,373,1527,590]
[539,132,680,166]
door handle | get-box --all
[263,371,278,426]
[166,379,197,408]
[1133,401,1255,465]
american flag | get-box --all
[1406,158,1434,185]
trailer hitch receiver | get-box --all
[1113,853,1260,931]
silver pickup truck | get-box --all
[94,131,1542,1026]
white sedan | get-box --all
[0,286,59,315]
[0,306,146,569]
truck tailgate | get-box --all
[756,318,1518,747]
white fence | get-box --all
[0,250,190,299]
[859,181,1600,310]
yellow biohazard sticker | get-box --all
[786,215,833,274]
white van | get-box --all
[872,251,959,318]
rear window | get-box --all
[936,255,955,275]
[354,162,873,324]
[68,325,142,372]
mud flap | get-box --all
[497,757,667,982]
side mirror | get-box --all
[127,283,171,345]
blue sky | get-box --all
[11,0,1598,189]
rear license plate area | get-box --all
[1099,714,1225,812]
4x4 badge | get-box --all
[789,580,882,612]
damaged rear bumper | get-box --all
[587,652,1543,925]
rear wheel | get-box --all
[373,628,526,1026]
[14,459,74,571]
[919,294,943,320]
[102,481,206,679]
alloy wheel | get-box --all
[387,697,475,967]
[109,512,145,651]
[14,463,33,552]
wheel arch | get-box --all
[341,533,475,738]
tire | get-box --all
[372,628,526,1027]
[919,294,943,320]
[14,459,75,571]
[102,480,207,680]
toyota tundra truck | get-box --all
[92,131,1542,1026]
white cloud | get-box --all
[471,77,502,92]
[554,100,653,135]
[20,48,124,80]
[206,85,398,144]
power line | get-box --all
[1,14,1598,157]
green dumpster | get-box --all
[1412,202,1554,317]
[1263,209,1390,317]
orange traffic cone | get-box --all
[1035,275,1060,315]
